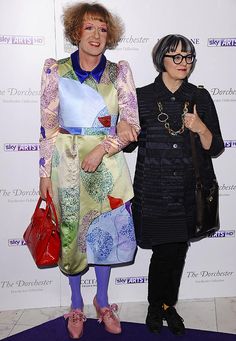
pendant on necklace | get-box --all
[156,101,189,136]
[157,112,168,123]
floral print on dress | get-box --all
[78,210,100,253]
[117,61,140,130]
[80,163,114,203]
[100,60,117,87]
[41,60,58,110]
[117,62,128,83]
[87,227,113,262]
[86,202,136,264]
[39,138,55,176]
[40,54,139,273]
[39,57,140,177]
[51,147,60,168]
[116,214,136,250]
[59,187,80,225]
[85,75,98,91]
[41,111,59,130]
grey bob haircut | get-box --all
[152,34,196,73]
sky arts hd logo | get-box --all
[208,38,236,47]
[208,230,235,238]
[115,276,148,285]
[4,143,39,152]
[224,140,236,148]
[8,238,26,247]
[0,35,44,45]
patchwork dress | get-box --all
[39,52,140,275]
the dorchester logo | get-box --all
[186,270,234,280]
[219,183,236,198]
[211,88,236,96]
[0,279,53,294]
[119,35,150,44]
[0,188,39,203]
[210,87,236,103]
[0,87,40,104]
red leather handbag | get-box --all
[23,194,60,268]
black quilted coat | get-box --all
[129,75,224,249]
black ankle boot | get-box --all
[162,306,185,335]
[146,305,163,334]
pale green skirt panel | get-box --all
[51,133,134,274]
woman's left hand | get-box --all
[184,105,206,134]
[117,120,138,143]
[81,145,106,173]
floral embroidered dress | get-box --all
[39,51,140,275]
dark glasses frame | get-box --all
[165,54,195,64]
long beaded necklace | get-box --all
[157,101,189,136]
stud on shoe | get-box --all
[64,309,86,339]
[162,306,185,336]
[146,305,163,334]
[93,297,121,334]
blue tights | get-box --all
[69,265,111,310]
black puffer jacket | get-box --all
[129,75,224,249]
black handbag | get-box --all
[190,132,220,238]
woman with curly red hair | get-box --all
[39,2,140,338]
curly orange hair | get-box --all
[62,2,124,49]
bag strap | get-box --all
[33,193,59,231]
[190,85,205,187]
[46,193,59,231]
[190,131,202,188]
[33,196,44,214]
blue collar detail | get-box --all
[71,50,106,83]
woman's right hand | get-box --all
[39,177,53,200]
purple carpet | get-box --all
[3,317,236,341]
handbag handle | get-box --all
[33,193,59,232]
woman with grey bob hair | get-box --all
[152,34,196,72]
[124,33,224,336]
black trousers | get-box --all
[148,242,189,308]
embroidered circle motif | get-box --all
[86,227,113,261]
[81,163,114,202]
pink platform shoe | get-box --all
[93,296,122,334]
[64,309,86,339]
